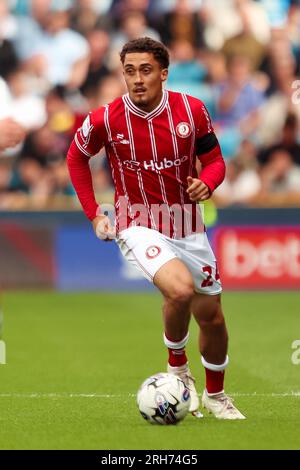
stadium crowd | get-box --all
[1,0,300,211]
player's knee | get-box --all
[200,303,225,326]
[166,281,194,305]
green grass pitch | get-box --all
[0,291,299,450]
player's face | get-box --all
[123,52,168,112]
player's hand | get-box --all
[186,176,210,201]
[0,118,26,150]
[92,214,116,242]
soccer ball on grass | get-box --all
[137,372,190,425]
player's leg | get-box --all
[191,292,245,419]
[192,293,228,365]
[191,293,228,391]
[118,227,193,342]
[171,232,245,419]
[153,258,193,342]
[117,227,201,414]
[153,259,201,415]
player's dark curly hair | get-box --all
[120,37,170,69]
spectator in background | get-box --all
[0,0,19,89]
[203,0,270,51]
[11,155,49,190]
[260,149,300,195]
[258,113,300,167]
[0,36,18,79]
[221,0,267,70]
[70,0,113,36]
[5,67,47,130]
[287,0,300,68]
[0,0,19,79]
[12,0,51,62]
[19,124,65,168]
[93,74,126,108]
[10,121,75,207]
[0,0,18,41]
[0,117,25,151]
[0,75,27,153]
[18,1,90,91]
[80,28,110,99]
[258,29,300,145]
[215,54,265,134]
[155,0,204,48]
[1,0,300,212]
[1,62,46,138]
[109,0,151,22]
[213,54,265,160]
[213,139,261,206]
[45,86,86,151]
[109,9,161,71]
[213,158,261,206]
[258,0,292,29]
[50,159,76,197]
[111,10,160,52]
[167,39,207,98]
[205,50,227,86]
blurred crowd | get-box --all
[1,0,300,211]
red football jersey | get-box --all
[67,90,225,238]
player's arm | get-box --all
[66,109,115,241]
[187,105,225,202]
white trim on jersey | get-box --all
[123,90,168,121]
[74,133,93,157]
[124,107,158,230]
[165,102,190,235]
[104,104,134,220]
[182,94,196,179]
[148,119,176,238]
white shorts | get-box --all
[116,226,222,295]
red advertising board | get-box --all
[214,226,300,289]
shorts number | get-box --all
[201,264,220,287]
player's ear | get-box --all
[161,68,168,82]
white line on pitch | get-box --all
[0,392,299,398]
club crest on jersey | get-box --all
[146,245,161,259]
[176,122,192,138]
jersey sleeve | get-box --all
[195,103,226,194]
[67,107,106,221]
[73,108,106,157]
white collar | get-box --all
[123,90,168,120]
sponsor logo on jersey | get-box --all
[146,245,161,259]
[123,155,188,172]
[143,155,188,171]
[123,160,140,171]
[176,122,192,138]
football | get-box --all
[137,373,191,424]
